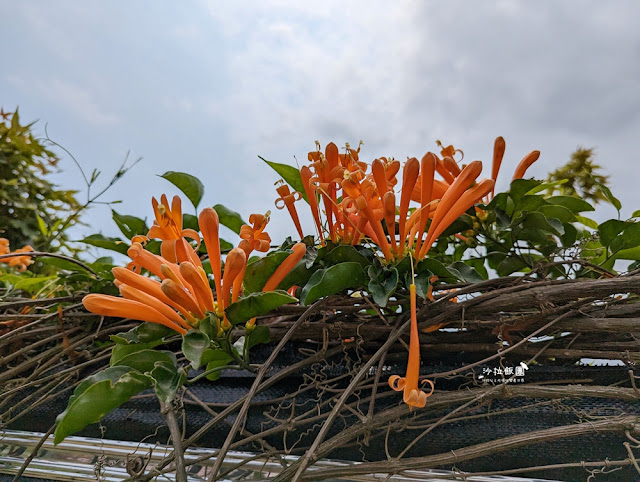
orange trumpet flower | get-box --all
[83,294,187,335]
[491,136,506,198]
[397,157,420,255]
[0,245,35,272]
[262,242,306,292]
[388,283,434,409]
[199,207,223,315]
[239,213,272,255]
[512,150,541,181]
[275,180,304,239]
[148,194,201,263]
[0,238,8,255]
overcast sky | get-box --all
[2,1,639,252]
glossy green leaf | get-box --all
[259,156,308,203]
[446,261,484,283]
[367,265,398,307]
[112,210,148,240]
[524,178,568,195]
[243,251,291,293]
[632,210,640,219]
[80,234,129,255]
[112,348,177,374]
[226,290,297,324]
[110,340,163,364]
[591,175,621,212]
[412,270,434,300]
[159,171,205,209]
[300,262,366,306]
[212,204,246,234]
[616,246,640,260]
[509,179,542,204]
[246,325,270,350]
[576,215,599,230]
[598,219,629,247]
[513,195,548,215]
[537,205,575,223]
[559,222,578,247]
[497,256,529,276]
[182,330,211,370]
[321,245,370,269]
[150,361,186,404]
[183,213,199,231]
[201,349,234,381]
[416,258,456,281]
[54,366,152,444]
[519,212,564,236]
[545,196,595,213]
[110,323,174,345]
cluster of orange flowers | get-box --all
[81,137,539,411]
[82,195,306,336]
[276,137,539,263]
[268,138,539,409]
[0,238,35,273]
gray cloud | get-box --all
[1,0,639,247]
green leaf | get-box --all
[494,207,512,229]
[110,322,174,345]
[35,213,48,236]
[591,175,621,213]
[513,195,548,216]
[150,361,186,404]
[559,222,578,248]
[545,196,595,213]
[246,325,270,350]
[41,257,91,273]
[519,212,564,236]
[182,330,211,370]
[524,178,568,195]
[509,179,542,204]
[80,234,129,255]
[598,219,629,247]
[212,203,246,234]
[183,213,199,231]
[446,261,484,283]
[259,156,308,203]
[632,210,640,219]
[537,205,575,223]
[576,215,599,230]
[243,251,290,293]
[413,270,434,300]
[497,256,529,276]
[617,246,640,260]
[622,223,640,249]
[159,171,205,209]
[226,290,297,324]
[367,265,398,307]
[300,262,366,306]
[111,348,177,374]
[320,245,370,269]
[201,349,234,381]
[54,366,153,444]
[416,258,456,282]
[112,210,148,239]
[13,275,57,292]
